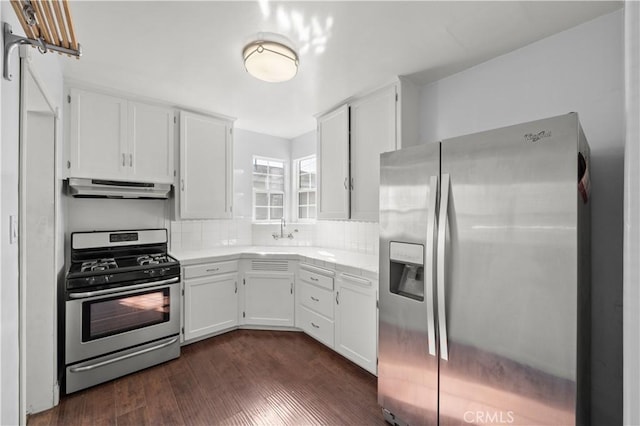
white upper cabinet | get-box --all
[317,79,417,221]
[179,111,233,220]
[317,105,350,220]
[128,101,175,182]
[350,85,397,221]
[68,89,128,180]
[68,88,175,183]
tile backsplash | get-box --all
[170,219,379,255]
[253,220,379,254]
[315,221,379,255]
[252,223,315,247]
[170,219,252,251]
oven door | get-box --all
[65,277,180,364]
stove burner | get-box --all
[137,254,170,266]
[80,258,117,273]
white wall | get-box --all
[419,10,624,424]
[1,6,21,422]
[1,4,66,422]
[234,128,291,220]
[291,130,316,160]
[1,5,5,423]
[623,2,640,425]
[2,8,20,424]
[21,45,65,420]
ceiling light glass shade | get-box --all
[243,40,299,83]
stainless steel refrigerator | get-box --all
[378,113,591,425]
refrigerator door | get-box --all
[379,143,440,425]
[437,114,580,425]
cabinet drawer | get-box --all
[339,273,372,288]
[299,281,334,319]
[299,306,334,348]
[299,268,334,290]
[184,260,238,279]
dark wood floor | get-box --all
[28,330,386,425]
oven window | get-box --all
[82,288,170,342]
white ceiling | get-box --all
[63,1,622,139]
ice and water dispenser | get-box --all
[389,242,425,301]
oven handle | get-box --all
[69,336,179,373]
[67,277,180,299]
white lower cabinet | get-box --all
[298,305,334,348]
[335,274,378,374]
[183,262,239,342]
[296,264,378,374]
[181,257,378,375]
[243,271,295,327]
[296,264,335,348]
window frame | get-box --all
[252,156,287,223]
[294,155,317,222]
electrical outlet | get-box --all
[9,215,18,244]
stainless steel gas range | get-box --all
[63,229,181,394]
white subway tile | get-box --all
[182,232,202,250]
[202,220,217,235]
[181,221,202,235]
[169,238,181,251]
[202,237,219,249]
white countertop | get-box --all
[170,246,379,279]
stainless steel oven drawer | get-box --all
[66,335,180,394]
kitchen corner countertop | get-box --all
[170,246,379,280]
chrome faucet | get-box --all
[272,217,295,240]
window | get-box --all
[253,157,285,221]
[296,156,317,220]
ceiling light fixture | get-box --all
[243,39,299,83]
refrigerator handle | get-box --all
[437,173,451,361]
[425,175,439,357]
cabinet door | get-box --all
[350,85,397,221]
[244,272,294,327]
[68,88,127,179]
[317,105,350,219]
[184,273,238,341]
[129,102,175,183]
[335,276,378,374]
[180,111,232,219]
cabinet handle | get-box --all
[122,153,125,166]
[206,268,219,272]
[336,291,339,305]
[181,179,185,191]
[311,322,320,329]
[290,283,293,294]
[310,276,319,282]
[129,154,133,167]
[310,296,319,302]
[343,177,348,190]
[235,281,237,294]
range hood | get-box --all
[67,178,171,199]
